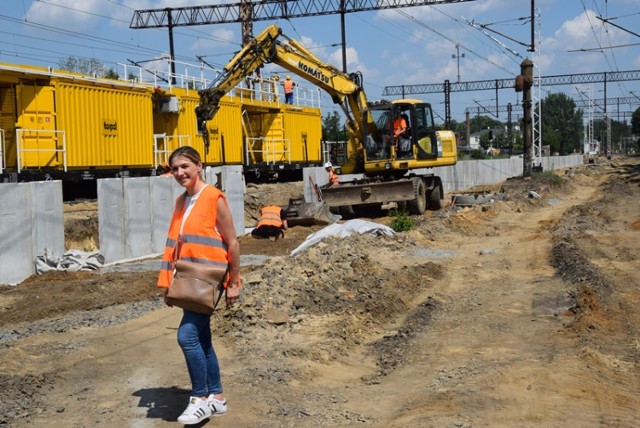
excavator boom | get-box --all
[196,24,371,173]
[196,24,457,215]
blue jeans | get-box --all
[177,310,222,397]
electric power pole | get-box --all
[452,43,465,83]
[517,59,534,177]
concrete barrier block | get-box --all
[98,179,125,264]
[220,166,245,237]
[150,177,182,254]
[0,183,33,285]
[31,181,64,260]
[123,177,152,259]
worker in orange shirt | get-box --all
[391,114,409,154]
[322,162,340,189]
[282,75,296,104]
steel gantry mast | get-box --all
[532,7,542,169]
[130,0,478,28]
[383,69,640,152]
[382,70,640,96]
[464,96,640,116]
[131,0,478,76]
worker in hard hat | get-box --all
[322,162,340,189]
[282,75,296,104]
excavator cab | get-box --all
[364,100,439,165]
[364,109,393,160]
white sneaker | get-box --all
[177,396,212,425]
[207,394,228,416]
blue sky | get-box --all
[1,0,639,123]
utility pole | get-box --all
[452,43,464,83]
[167,9,175,84]
[516,59,534,177]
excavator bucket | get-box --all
[284,198,341,227]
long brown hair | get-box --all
[169,146,202,167]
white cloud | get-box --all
[328,46,368,74]
[192,28,237,52]
[375,0,504,25]
[541,9,634,74]
[27,0,105,32]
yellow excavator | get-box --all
[196,24,457,215]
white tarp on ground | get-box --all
[290,219,396,256]
[35,250,105,274]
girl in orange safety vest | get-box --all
[156,146,240,424]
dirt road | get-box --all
[1,157,639,427]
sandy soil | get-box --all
[1,156,639,427]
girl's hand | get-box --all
[225,279,240,308]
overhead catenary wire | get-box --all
[353,6,516,77]
[430,7,527,67]
[2,0,636,125]
[579,0,631,103]
[1,0,239,69]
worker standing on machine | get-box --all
[282,75,296,104]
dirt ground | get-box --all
[1,156,639,427]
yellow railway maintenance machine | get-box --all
[0,61,323,194]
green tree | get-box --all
[103,68,119,80]
[478,128,508,151]
[478,132,492,150]
[58,56,114,78]
[592,118,631,151]
[539,93,583,155]
[469,149,487,159]
[322,111,347,141]
[494,132,508,149]
[512,132,524,154]
[448,118,466,135]
[631,106,640,136]
[468,114,503,134]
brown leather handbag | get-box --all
[166,260,228,315]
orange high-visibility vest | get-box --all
[283,80,294,94]
[328,170,339,186]
[256,205,284,228]
[157,185,229,288]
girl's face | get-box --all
[170,155,201,188]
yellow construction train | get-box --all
[0,61,322,197]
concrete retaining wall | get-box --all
[0,157,582,285]
[414,154,584,192]
[0,181,64,285]
[97,177,182,264]
[0,166,245,285]
[98,166,245,264]
[305,154,584,201]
